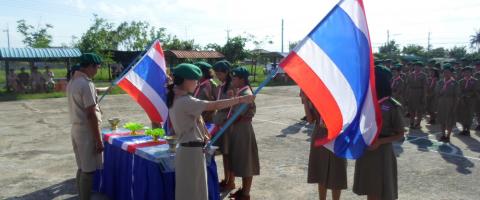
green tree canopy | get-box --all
[402,44,425,57]
[16,19,53,48]
[448,46,467,60]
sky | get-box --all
[0,0,479,53]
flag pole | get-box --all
[205,67,279,149]
[97,40,158,103]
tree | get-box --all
[426,47,446,58]
[221,36,249,63]
[162,36,200,50]
[378,40,400,57]
[448,46,467,60]
[116,21,151,51]
[402,44,425,57]
[289,40,300,51]
[204,43,222,52]
[16,19,53,48]
[470,29,480,52]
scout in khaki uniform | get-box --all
[228,67,260,200]
[193,61,218,123]
[353,66,405,200]
[304,97,347,200]
[426,65,440,124]
[211,60,236,192]
[67,53,105,200]
[390,65,406,106]
[435,64,459,143]
[167,63,254,200]
[405,61,427,129]
[457,66,478,136]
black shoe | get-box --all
[476,125,480,131]
[439,135,447,142]
[300,116,307,121]
[460,130,471,136]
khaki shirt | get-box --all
[66,71,102,125]
[169,95,208,144]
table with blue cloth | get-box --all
[93,128,220,200]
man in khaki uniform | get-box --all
[67,53,105,200]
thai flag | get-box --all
[280,0,382,159]
[117,40,168,124]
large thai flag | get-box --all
[117,40,168,124]
[280,0,382,159]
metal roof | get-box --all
[0,48,81,60]
[165,50,224,59]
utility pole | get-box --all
[386,29,390,44]
[3,24,10,48]
[225,29,231,41]
[281,19,284,53]
[427,32,431,51]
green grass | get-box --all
[0,64,295,101]
[244,64,296,87]
[0,67,112,85]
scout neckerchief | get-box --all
[193,79,211,97]
[429,77,437,89]
[442,77,454,91]
[413,71,421,81]
[391,75,401,89]
[226,85,251,118]
[464,76,472,89]
[378,96,390,104]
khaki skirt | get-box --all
[71,124,103,173]
[175,146,208,200]
[307,127,347,190]
[353,143,398,200]
[228,121,260,177]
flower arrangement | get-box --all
[123,122,145,135]
[145,128,166,141]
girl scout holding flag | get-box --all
[167,63,254,200]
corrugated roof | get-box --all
[166,50,224,59]
[0,48,81,60]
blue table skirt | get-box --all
[93,141,220,200]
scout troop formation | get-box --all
[68,52,478,200]
[379,58,480,142]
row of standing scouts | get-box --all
[387,59,480,143]
[70,52,467,200]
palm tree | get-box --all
[470,30,480,52]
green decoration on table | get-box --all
[123,122,145,135]
[145,128,166,142]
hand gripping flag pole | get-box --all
[205,67,279,150]
[97,40,158,103]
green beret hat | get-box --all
[413,61,424,66]
[462,66,474,71]
[173,63,202,80]
[194,61,212,71]
[232,66,250,79]
[442,63,454,72]
[80,53,102,65]
[213,60,232,71]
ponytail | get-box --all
[166,76,185,108]
[223,72,232,94]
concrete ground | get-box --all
[1,86,479,200]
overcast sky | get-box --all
[0,0,479,52]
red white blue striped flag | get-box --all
[280,0,382,159]
[117,40,169,123]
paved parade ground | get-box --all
[1,86,479,200]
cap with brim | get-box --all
[173,63,203,80]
